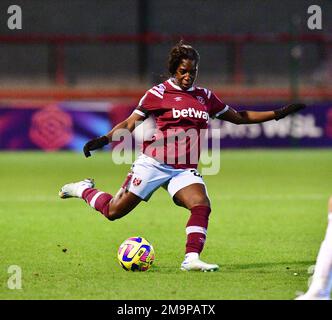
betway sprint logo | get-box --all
[172,108,209,122]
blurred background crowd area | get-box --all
[0,0,331,102]
[0,0,332,151]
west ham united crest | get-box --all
[132,177,142,186]
[196,96,205,105]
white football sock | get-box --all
[307,213,332,298]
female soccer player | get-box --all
[59,42,305,271]
[296,196,332,300]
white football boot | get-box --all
[180,253,219,272]
[59,178,95,199]
[295,293,330,300]
[295,278,331,300]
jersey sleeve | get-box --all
[134,87,164,118]
[207,92,230,119]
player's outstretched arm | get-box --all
[83,112,145,157]
[218,103,306,124]
[274,103,306,120]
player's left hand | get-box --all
[83,136,109,157]
[274,103,306,121]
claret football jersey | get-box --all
[134,78,229,169]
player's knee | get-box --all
[107,206,130,221]
[106,213,118,221]
[187,196,210,210]
[106,209,121,221]
[173,196,185,208]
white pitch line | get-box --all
[0,194,327,202]
[0,196,61,202]
[216,194,327,201]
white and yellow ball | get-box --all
[117,236,155,271]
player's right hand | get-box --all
[83,135,109,157]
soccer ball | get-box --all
[117,236,155,271]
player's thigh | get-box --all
[128,155,171,201]
[168,169,210,209]
[173,183,210,209]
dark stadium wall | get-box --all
[0,0,331,85]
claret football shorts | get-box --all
[122,154,207,201]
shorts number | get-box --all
[190,169,202,178]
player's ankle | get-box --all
[184,252,199,262]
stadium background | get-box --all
[1,0,332,301]
[0,0,332,151]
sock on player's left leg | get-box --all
[82,188,113,217]
[185,205,210,254]
[181,205,219,271]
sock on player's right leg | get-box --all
[82,188,113,217]
[59,179,113,218]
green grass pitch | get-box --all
[0,149,331,300]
